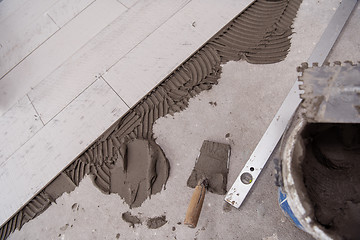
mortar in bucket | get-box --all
[276,62,360,240]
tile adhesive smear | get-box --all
[184,140,231,228]
[0,0,302,238]
[187,141,231,195]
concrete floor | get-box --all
[9,0,359,239]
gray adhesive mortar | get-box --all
[6,0,353,238]
[187,140,231,195]
[3,0,358,239]
[0,1,304,237]
[302,123,360,239]
[66,0,301,207]
[287,61,360,239]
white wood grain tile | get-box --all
[0,96,44,166]
[28,0,191,124]
[0,0,126,116]
[0,0,60,78]
[103,20,205,107]
[104,0,253,107]
[0,78,129,226]
[46,0,96,28]
[0,0,254,227]
[117,0,140,8]
[0,16,59,78]
[0,0,55,25]
[0,0,30,23]
[180,0,254,38]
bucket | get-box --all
[278,112,360,240]
[277,62,360,240]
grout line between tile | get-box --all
[101,75,130,108]
[46,13,60,29]
[26,94,45,126]
[116,0,129,9]
[0,95,47,167]
[44,78,99,124]
[0,28,61,84]
[105,0,193,72]
[1,0,128,119]
[1,79,98,168]
[49,0,97,29]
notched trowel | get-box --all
[184,140,231,228]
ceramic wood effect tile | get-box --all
[0,0,127,116]
[0,78,129,225]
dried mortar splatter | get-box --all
[122,212,142,228]
[146,216,167,229]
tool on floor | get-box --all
[184,178,208,228]
[184,140,230,228]
[225,0,357,208]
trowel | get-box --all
[184,140,231,228]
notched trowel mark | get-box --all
[0,0,303,238]
[210,0,303,64]
[122,211,142,228]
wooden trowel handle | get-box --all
[184,181,207,228]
